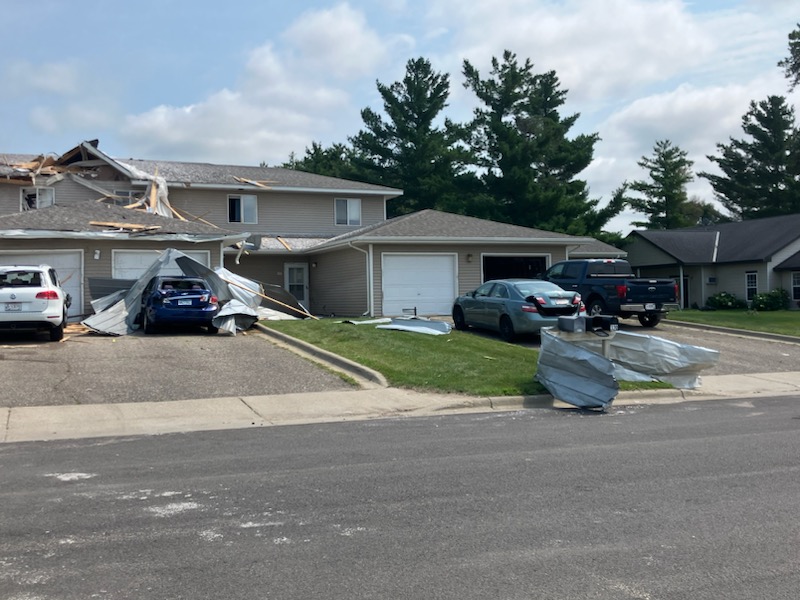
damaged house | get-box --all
[1,140,622,319]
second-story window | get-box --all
[21,187,55,211]
[335,198,361,226]
[228,194,258,224]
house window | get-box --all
[228,194,258,224]
[792,272,800,301]
[335,198,361,226]
[112,190,145,207]
[20,187,55,211]
[745,271,758,302]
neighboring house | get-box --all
[2,139,623,318]
[624,214,800,310]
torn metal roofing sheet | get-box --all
[536,329,619,410]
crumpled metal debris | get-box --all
[82,248,309,336]
[536,329,619,409]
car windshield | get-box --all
[159,279,207,291]
[513,281,562,296]
[0,270,43,287]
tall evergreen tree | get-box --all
[282,142,363,181]
[461,50,613,235]
[699,96,800,219]
[628,140,696,229]
[778,23,800,91]
[349,57,467,217]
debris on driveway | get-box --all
[82,248,310,336]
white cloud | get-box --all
[5,60,83,96]
[282,3,388,79]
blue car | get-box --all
[139,276,219,334]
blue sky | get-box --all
[1,0,798,233]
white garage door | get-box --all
[0,250,83,317]
[382,254,457,316]
[112,250,211,279]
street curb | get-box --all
[256,323,389,388]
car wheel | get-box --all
[142,312,156,334]
[452,306,467,331]
[499,315,516,343]
[638,313,662,327]
[587,299,606,317]
[49,320,65,342]
[206,324,219,335]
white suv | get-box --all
[0,265,71,341]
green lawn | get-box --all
[260,318,671,396]
[667,309,800,337]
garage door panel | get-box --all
[382,254,456,316]
[113,250,210,279]
[0,251,83,317]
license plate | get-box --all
[554,299,569,305]
[178,299,192,306]
[4,303,21,311]
[645,303,656,310]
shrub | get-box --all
[706,291,747,310]
[750,288,790,311]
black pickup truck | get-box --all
[541,259,679,327]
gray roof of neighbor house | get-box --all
[313,209,599,250]
[630,213,800,264]
[0,204,244,241]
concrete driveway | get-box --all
[0,325,354,408]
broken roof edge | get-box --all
[0,229,249,244]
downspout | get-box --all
[348,241,373,317]
[679,264,685,309]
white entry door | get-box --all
[284,263,309,306]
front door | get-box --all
[284,263,309,306]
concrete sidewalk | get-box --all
[3,370,800,444]
[3,323,800,444]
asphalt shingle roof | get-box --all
[116,158,402,195]
[632,213,800,264]
[0,204,231,236]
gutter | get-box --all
[0,229,249,245]
[348,241,373,317]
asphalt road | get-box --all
[1,396,798,599]
[0,326,354,408]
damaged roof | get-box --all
[0,203,239,238]
[116,158,402,196]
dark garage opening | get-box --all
[483,255,547,280]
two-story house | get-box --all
[1,139,623,319]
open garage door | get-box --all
[382,253,457,316]
[0,250,83,318]
[482,255,547,280]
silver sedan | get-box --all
[452,279,584,342]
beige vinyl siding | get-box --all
[370,243,567,317]
[308,248,368,317]
[0,239,220,317]
[223,254,288,288]
[166,188,386,236]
